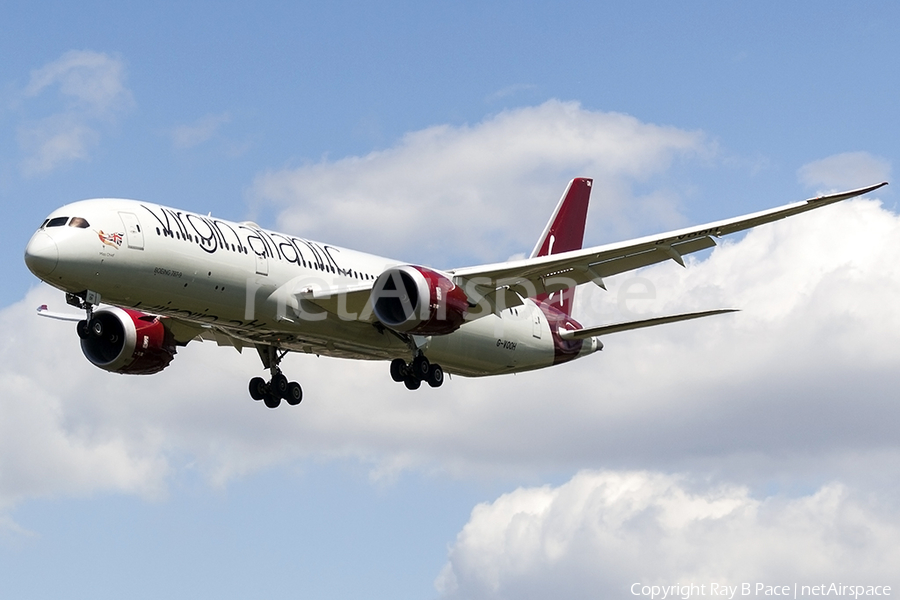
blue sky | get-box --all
[2,2,899,599]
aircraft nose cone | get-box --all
[24,230,59,277]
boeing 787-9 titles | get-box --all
[24,178,887,407]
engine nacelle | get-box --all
[79,307,177,374]
[371,265,469,335]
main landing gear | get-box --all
[249,345,302,408]
[390,354,444,390]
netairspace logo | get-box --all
[630,582,892,600]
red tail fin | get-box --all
[531,177,593,315]
[530,177,592,259]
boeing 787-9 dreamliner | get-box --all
[24,178,887,407]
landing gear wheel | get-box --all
[77,319,90,339]
[263,392,281,409]
[90,318,104,337]
[390,358,407,382]
[404,376,421,390]
[285,381,303,405]
[253,345,305,406]
[271,373,289,398]
[249,377,267,401]
[412,355,430,379]
[426,364,444,388]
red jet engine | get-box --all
[371,265,469,335]
[78,307,177,374]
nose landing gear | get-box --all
[390,355,444,390]
[68,290,101,339]
[250,345,303,408]
[69,291,120,347]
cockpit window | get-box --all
[46,216,69,228]
[69,217,90,228]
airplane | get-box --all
[24,178,887,408]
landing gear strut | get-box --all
[250,345,303,408]
[69,291,101,340]
[390,354,444,390]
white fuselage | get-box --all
[25,198,599,376]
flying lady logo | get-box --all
[98,230,124,249]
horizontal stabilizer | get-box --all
[558,308,738,340]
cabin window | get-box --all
[46,216,69,227]
[68,217,90,228]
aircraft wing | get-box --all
[294,282,375,319]
[36,304,83,321]
[263,279,377,322]
[35,303,257,350]
[449,182,888,312]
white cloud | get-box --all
[17,115,99,176]
[17,50,133,176]
[252,100,709,265]
[171,112,232,149]
[436,470,900,599]
[23,50,133,115]
[798,152,891,192]
[0,290,169,507]
[485,83,538,103]
[4,108,897,525]
[0,514,37,540]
